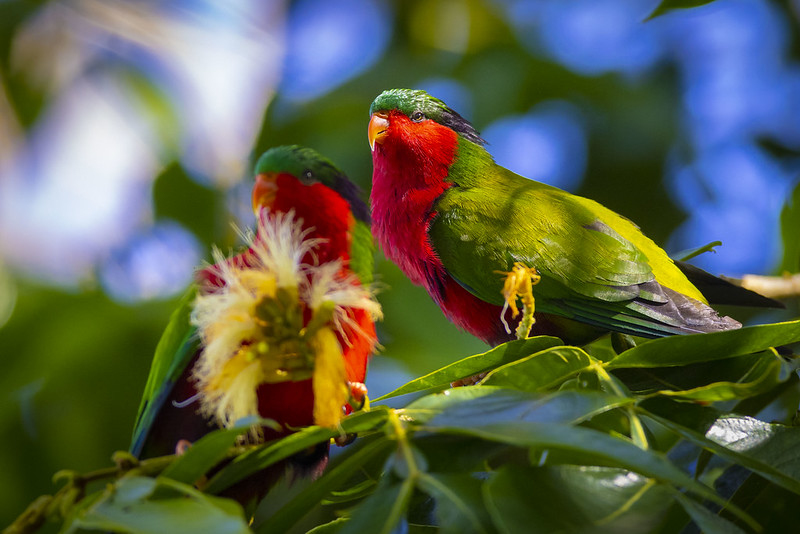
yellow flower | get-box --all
[190,210,381,435]
[310,326,349,429]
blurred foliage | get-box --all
[2,0,800,532]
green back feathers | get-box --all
[434,139,707,302]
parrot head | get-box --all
[252,145,369,224]
[368,88,485,153]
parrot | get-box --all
[130,145,378,471]
[368,88,778,347]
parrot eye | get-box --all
[410,111,426,122]
[301,169,315,184]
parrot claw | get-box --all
[334,433,357,447]
[347,382,368,411]
[450,372,488,387]
[496,263,541,339]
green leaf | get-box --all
[307,517,348,533]
[480,346,594,391]
[423,389,630,428]
[205,426,335,495]
[338,477,414,534]
[426,421,753,525]
[63,476,249,534]
[707,416,800,482]
[403,385,502,423]
[160,420,255,485]
[206,407,390,494]
[255,436,395,533]
[672,241,723,262]
[417,472,492,534]
[615,350,794,398]
[322,479,378,504]
[725,471,800,532]
[643,406,800,496]
[646,0,717,20]
[374,336,562,400]
[606,319,800,369]
[671,491,747,534]
[484,466,674,534]
[655,349,793,402]
[780,178,800,273]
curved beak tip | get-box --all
[368,113,389,151]
[252,173,278,214]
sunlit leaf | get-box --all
[63,476,249,534]
[374,336,562,400]
[707,416,800,481]
[481,346,594,391]
[643,405,800,496]
[606,319,800,369]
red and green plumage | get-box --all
[369,89,775,347]
[131,145,376,459]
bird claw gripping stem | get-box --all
[348,381,368,410]
[497,262,541,340]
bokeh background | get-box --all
[2,0,800,525]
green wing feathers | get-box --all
[349,219,375,286]
[130,287,198,456]
[431,154,740,338]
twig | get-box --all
[724,272,800,299]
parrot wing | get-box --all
[349,219,375,286]
[130,287,199,457]
[429,165,739,338]
[674,260,783,308]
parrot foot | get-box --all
[174,439,193,456]
[450,372,488,388]
[497,262,541,339]
[334,433,357,447]
[347,381,368,410]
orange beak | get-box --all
[368,112,389,151]
[252,172,278,214]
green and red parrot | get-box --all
[368,88,776,347]
[131,145,380,464]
